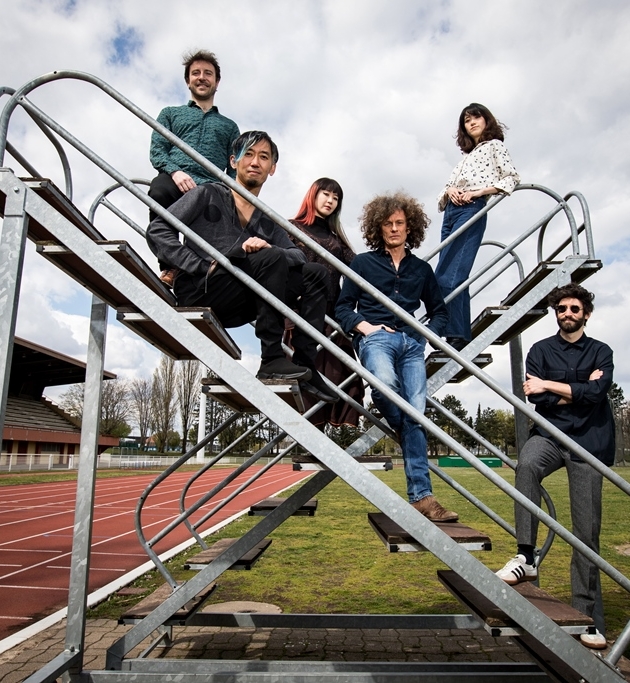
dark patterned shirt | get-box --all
[150,102,240,185]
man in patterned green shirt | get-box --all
[148,49,240,285]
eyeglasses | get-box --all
[555,304,583,314]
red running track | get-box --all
[0,465,310,641]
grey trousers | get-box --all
[515,435,605,634]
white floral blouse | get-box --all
[437,139,520,212]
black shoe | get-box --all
[446,337,467,351]
[300,370,339,403]
[257,358,312,381]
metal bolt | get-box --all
[12,187,19,193]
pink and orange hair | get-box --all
[292,178,352,248]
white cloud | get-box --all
[2,0,630,422]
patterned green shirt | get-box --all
[150,101,240,185]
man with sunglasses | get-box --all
[496,283,614,649]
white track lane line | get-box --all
[0,471,307,581]
[0,475,310,655]
[0,468,279,543]
[0,470,242,529]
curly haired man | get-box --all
[335,192,456,521]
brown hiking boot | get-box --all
[412,495,458,522]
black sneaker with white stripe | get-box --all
[496,554,537,585]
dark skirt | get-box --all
[284,319,364,427]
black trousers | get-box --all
[186,247,328,365]
[148,173,184,222]
[148,173,186,270]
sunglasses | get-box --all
[555,305,582,314]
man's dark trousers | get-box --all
[515,435,604,633]
[184,247,327,365]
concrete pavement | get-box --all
[2,615,629,682]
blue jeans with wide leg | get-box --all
[434,198,488,342]
[358,330,431,503]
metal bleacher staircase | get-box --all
[1,72,630,682]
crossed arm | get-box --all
[524,368,603,405]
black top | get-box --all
[526,331,615,464]
[147,183,305,305]
[289,217,355,305]
[335,248,448,350]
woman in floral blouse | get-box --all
[285,178,364,427]
[435,103,519,350]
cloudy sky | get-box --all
[1,0,629,418]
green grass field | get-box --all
[83,465,630,643]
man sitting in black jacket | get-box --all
[147,130,336,403]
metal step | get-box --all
[249,497,318,516]
[471,306,548,345]
[118,582,216,625]
[119,307,241,361]
[37,239,174,308]
[202,376,304,412]
[501,260,602,308]
[438,569,594,637]
[102,658,549,681]
[292,454,393,471]
[426,352,493,383]
[368,512,492,552]
[435,570,621,683]
[184,538,272,571]
[0,177,104,242]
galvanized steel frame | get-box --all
[64,296,108,676]
[2,172,624,683]
[0,72,627,683]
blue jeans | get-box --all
[358,330,431,503]
[434,198,488,341]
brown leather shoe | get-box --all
[159,268,178,288]
[412,495,458,522]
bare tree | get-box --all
[129,377,154,450]
[59,378,131,437]
[176,360,202,453]
[59,383,85,419]
[151,355,177,453]
[101,380,132,437]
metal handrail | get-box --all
[471,239,525,293]
[421,193,506,262]
[134,414,242,587]
[1,86,73,199]
[428,396,557,560]
[2,71,626,657]
[12,80,630,559]
[88,178,150,237]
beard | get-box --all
[189,84,216,101]
[558,317,584,333]
[241,176,261,190]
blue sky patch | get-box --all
[108,25,143,66]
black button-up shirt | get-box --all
[334,248,448,349]
[526,331,615,464]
